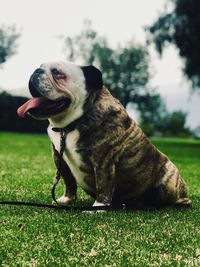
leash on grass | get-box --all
[0,201,126,211]
[0,127,125,211]
[0,126,164,211]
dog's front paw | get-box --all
[53,195,76,206]
[93,200,110,207]
[83,201,111,214]
[91,201,111,213]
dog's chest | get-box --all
[48,127,90,191]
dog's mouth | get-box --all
[17,97,71,118]
[17,78,71,118]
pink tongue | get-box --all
[17,97,47,118]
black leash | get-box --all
[51,119,81,204]
[50,125,113,210]
[0,121,124,212]
[0,200,166,211]
[0,201,126,211]
[0,121,161,212]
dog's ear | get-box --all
[81,65,103,91]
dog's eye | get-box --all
[51,68,66,80]
[51,68,60,76]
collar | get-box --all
[51,118,80,133]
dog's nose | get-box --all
[29,68,44,97]
[34,68,44,75]
[30,68,44,85]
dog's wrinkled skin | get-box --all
[22,61,191,208]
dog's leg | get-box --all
[93,163,116,207]
[82,165,115,213]
[154,161,191,206]
[52,144,77,205]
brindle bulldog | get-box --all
[17,61,191,209]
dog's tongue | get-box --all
[17,97,47,118]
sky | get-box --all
[0,0,199,129]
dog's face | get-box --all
[17,61,103,127]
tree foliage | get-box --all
[159,110,191,137]
[63,20,152,108]
[135,92,167,136]
[62,20,192,136]
[0,25,20,65]
[148,0,200,88]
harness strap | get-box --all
[51,128,68,204]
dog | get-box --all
[17,61,191,209]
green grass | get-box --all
[0,132,200,267]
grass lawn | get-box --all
[0,132,199,267]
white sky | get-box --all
[0,0,199,128]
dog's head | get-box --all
[17,61,103,127]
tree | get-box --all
[159,111,191,137]
[135,92,167,136]
[148,0,200,89]
[63,20,167,136]
[64,20,153,107]
[0,25,20,65]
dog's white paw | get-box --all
[83,201,111,213]
[92,200,110,207]
[53,195,76,206]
